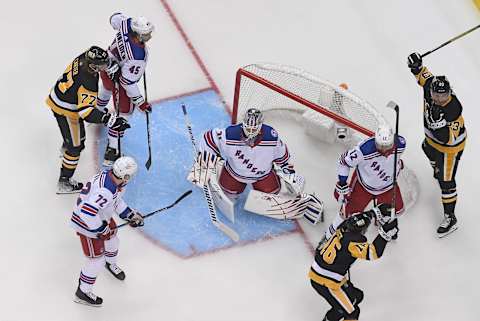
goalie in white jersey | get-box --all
[97,12,154,165]
[324,124,406,240]
[192,108,324,225]
[71,156,144,306]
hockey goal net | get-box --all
[232,63,419,211]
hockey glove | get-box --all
[102,112,131,131]
[106,60,120,81]
[126,210,144,227]
[97,221,112,240]
[378,218,398,241]
[132,95,152,113]
[279,167,305,195]
[370,203,393,225]
[407,52,423,71]
[334,181,350,203]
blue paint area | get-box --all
[98,90,296,257]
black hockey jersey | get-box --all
[309,230,387,290]
[46,53,99,120]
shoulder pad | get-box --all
[359,137,377,155]
[225,124,243,140]
[260,124,279,142]
[101,171,118,194]
[396,135,406,149]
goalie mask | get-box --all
[375,124,394,155]
[342,213,371,234]
[242,108,264,140]
[430,76,451,106]
[113,156,138,183]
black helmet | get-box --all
[430,76,451,94]
[342,213,371,234]
[85,46,109,72]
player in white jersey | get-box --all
[324,124,406,240]
[97,12,154,165]
[193,108,324,224]
[71,156,144,306]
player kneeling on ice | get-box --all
[309,204,398,321]
[188,108,324,224]
[71,156,144,306]
[322,124,406,242]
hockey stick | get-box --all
[181,104,240,242]
[143,71,152,170]
[114,81,122,156]
[115,190,192,229]
[421,23,480,58]
[386,101,399,220]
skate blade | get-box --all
[437,225,459,238]
[73,297,102,307]
[56,190,81,195]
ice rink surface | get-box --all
[2,0,480,320]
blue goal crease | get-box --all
[98,89,296,257]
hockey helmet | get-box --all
[375,123,394,154]
[342,212,372,234]
[131,16,154,42]
[242,108,264,140]
[430,76,451,105]
[85,46,109,72]
[113,156,138,182]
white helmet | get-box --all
[113,156,138,182]
[131,16,154,41]
[375,123,394,152]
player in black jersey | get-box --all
[46,46,130,194]
[408,52,466,237]
[309,204,398,321]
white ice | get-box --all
[2,0,480,320]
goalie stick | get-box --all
[115,190,192,229]
[181,104,240,242]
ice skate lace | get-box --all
[109,264,123,274]
[439,217,451,228]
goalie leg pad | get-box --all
[244,190,324,223]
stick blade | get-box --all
[387,100,398,111]
[386,100,399,111]
[145,157,152,170]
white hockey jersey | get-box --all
[70,170,131,238]
[338,136,406,195]
[108,12,148,101]
[199,124,291,183]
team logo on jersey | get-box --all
[271,129,278,137]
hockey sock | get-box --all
[325,212,345,239]
[441,187,457,215]
[97,84,112,109]
[60,150,80,178]
[79,257,105,293]
[107,129,124,149]
[104,236,119,265]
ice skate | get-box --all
[106,262,126,281]
[103,146,120,167]
[57,177,83,194]
[74,285,103,307]
[437,213,458,238]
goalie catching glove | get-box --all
[276,165,305,195]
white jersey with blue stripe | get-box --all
[199,124,290,183]
[70,170,130,238]
[338,136,406,195]
[108,13,148,100]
